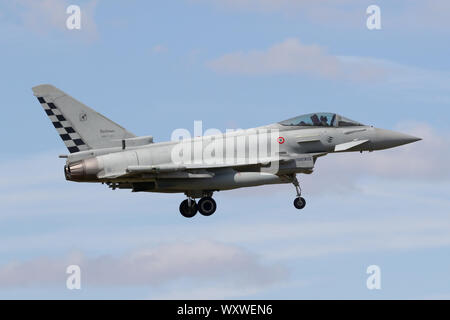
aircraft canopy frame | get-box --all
[279,113,364,128]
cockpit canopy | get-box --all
[278,112,364,128]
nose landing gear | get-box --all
[294,196,306,209]
[292,175,306,210]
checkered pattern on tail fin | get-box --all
[36,96,89,153]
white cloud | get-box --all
[153,279,304,299]
[207,38,450,85]
[193,0,450,31]
[153,284,265,300]
[5,0,99,40]
[314,122,450,182]
[192,0,357,15]
[292,122,449,197]
[191,0,376,30]
[14,0,67,32]
[208,38,337,77]
[152,44,168,54]
[400,0,450,31]
[207,38,389,81]
[3,212,450,275]
[0,241,287,290]
[257,217,450,260]
[0,151,62,187]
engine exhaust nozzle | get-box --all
[65,158,100,181]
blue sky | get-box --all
[0,0,449,299]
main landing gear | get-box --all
[292,176,306,210]
[179,194,217,218]
[179,198,198,218]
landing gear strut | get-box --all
[179,193,217,218]
[292,175,306,210]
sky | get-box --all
[0,0,449,299]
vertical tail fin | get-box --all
[33,84,135,153]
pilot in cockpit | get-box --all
[320,115,329,126]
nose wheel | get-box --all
[292,175,306,210]
[294,196,306,209]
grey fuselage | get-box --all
[63,121,420,197]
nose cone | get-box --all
[372,128,422,150]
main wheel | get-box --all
[293,197,306,210]
[179,199,198,218]
[198,197,217,216]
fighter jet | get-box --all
[33,84,421,218]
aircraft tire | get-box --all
[294,197,306,210]
[198,197,217,216]
[179,199,198,218]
